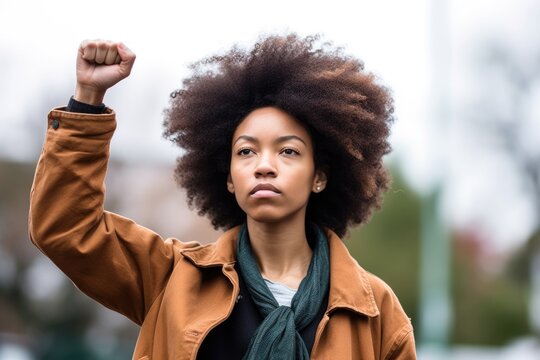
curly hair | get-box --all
[163,33,394,237]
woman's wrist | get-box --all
[74,84,106,105]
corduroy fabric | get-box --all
[236,223,330,360]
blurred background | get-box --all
[1,0,539,358]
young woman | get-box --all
[29,34,415,359]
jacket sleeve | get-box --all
[29,108,182,325]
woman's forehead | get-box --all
[232,107,312,146]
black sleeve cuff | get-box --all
[66,96,107,114]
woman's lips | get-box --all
[251,189,281,198]
[250,183,281,198]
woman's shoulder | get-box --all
[326,231,411,323]
[169,226,241,266]
[362,269,409,316]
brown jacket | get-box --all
[29,108,416,360]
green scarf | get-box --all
[236,223,330,360]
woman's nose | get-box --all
[254,153,277,177]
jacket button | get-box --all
[51,119,60,130]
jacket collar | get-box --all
[181,226,379,318]
[181,227,240,267]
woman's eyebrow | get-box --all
[275,135,306,145]
[233,135,307,146]
[233,135,258,146]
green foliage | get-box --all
[347,166,531,346]
[451,237,530,345]
[347,168,421,329]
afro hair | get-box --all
[163,33,394,237]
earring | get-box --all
[316,186,321,192]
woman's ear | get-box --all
[312,170,327,193]
[227,174,235,193]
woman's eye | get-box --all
[281,148,299,156]
[238,149,253,156]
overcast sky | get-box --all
[1,0,538,252]
[0,0,430,161]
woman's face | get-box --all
[227,107,326,224]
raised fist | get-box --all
[75,39,136,105]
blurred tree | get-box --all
[467,36,540,337]
[347,167,422,331]
[347,166,534,346]
[451,231,529,345]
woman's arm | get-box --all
[28,41,183,325]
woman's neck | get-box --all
[246,216,313,289]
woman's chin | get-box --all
[245,208,306,226]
